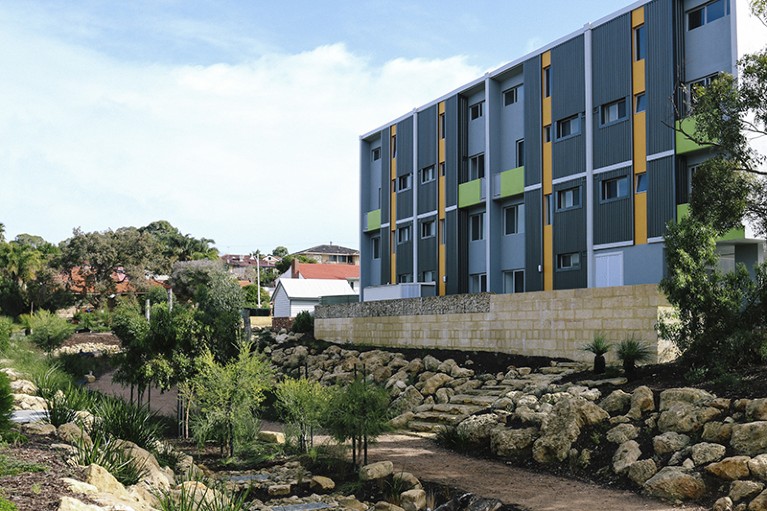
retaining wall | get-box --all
[315,284,676,364]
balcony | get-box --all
[675,117,712,155]
[458,178,486,208]
[365,209,381,232]
[677,203,745,240]
[494,166,525,199]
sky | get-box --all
[0,0,620,254]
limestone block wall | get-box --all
[315,284,675,364]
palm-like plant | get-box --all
[617,336,652,378]
[582,333,612,374]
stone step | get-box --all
[428,403,483,415]
[478,384,517,394]
[448,394,498,407]
[408,420,453,433]
[410,411,467,425]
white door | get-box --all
[595,252,624,288]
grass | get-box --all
[154,479,250,511]
[434,425,475,453]
[72,431,147,486]
[0,453,47,477]
[90,395,163,450]
[0,497,17,511]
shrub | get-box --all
[582,333,612,375]
[291,311,314,335]
[617,336,652,377]
[0,373,13,434]
[28,310,75,353]
[0,316,13,353]
[154,479,250,511]
[72,431,147,486]
[91,395,163,450]
[435,425,474,453]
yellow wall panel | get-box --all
[543,226,553,291]
[633,61,646,94]
[633,111,647,174]
[635,191,647,245]
[542,142,553,195]
[632,7,645,27]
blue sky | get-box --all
[0,0,618,254]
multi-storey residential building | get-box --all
[359,0,765,299]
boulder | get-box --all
[747,399,767,421]
[713,497,734,511]
[421,373,453,396]
[57,422,92,448]
[10,379,37,395]
[612,440,641,475]
[490,428,538,457]
[731,422,767,456]
[84,464,126,496]
[393,471,422,491]
[422,355,441,372]
[258,431,286,444]
[606,424,638,444]
[1,367,26,381]
[730,481,765,502]
[390,412,415,430]
[706,456,752,481]
[691,442,727,466]
[435,388,454,405]
[22,422,56,436]
[268,484,292,496]
[400,489,427,511]
[703,421,734,444]
[659,388,716,410]
[653,432,690,456]
[532,398,584,464]
[749,490,767,511]
[58,496,106,511]
[61,478,98,495]
[310,475,335,491]
[360,461,394,481]
[627,386,655,419]
[456,414,501,445]
[657,402,721,434]
[13,393,46,411]
[749,455,767,481]
[375,502,406,511]
[338,496,369,511]
[599,390,632,415]
[116,440,173,490]
[628,459,657,486]
[391,386,424,414]
[643,467,707,501]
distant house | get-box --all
[221,253,281,278]
[281,261,360,291]
[294,244,360,265]
[272,279,357,318]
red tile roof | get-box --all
[294,262,359,280]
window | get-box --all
[686,73,720,110]
[421,165,435,184]
[636,173,648,194]
[398,273,413,283]
[439,219,446,245]
[397,174,412,191]
[391,134,397,158]
[439,112,446,139]
[544,125,552,143]
[557,252,580,270]
[421,270,435,283]
[556,186,581,210]
[397,225,411,244]
[371,237,380,259]
[688,0,730,30]
[469,154,485,180]
[470,213,484,241]
[601,98,628,125]
[635,25,647,61]
[516,139,525,167]
[470,273,488,293]
[543,67,551,98]
[439,162,446,176]
[545,194,553,225]
[503,85,523,106]
[503,270,525,293]
[504,204,525,235]
[421,220,436,238]
[636,93,647,113]
[556,114,581,139]
[470,101,484,120]
[601,176,629,201]
[372,147,381,161]
[688,165,700,195]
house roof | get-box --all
[295,244,359,256]
[294,262,359,280]
[63,266,167,294]
[275,279,357,300]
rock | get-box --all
[258,431,286,444]
[628,459,657,486]
[392,386,424,413]
[1,367,26,381]
[84,464,126,496]
[643,467,707,501]
[713,497,734,511]
[533,398,584,464]
[115,439,173,490]
[393,471,422,491]
[518,367,532,376]
[706,456,752,481]
[58,496,106,511]
[268,484,292,496]
[390,412,415,430]
[749,455,767,481]
[423,355,441,372]
[457,414,501,445]
[421,373,453,396]
[338,496,369,511]
[490,428,538,457]
[13,393,46,411]
[704,421,734,443]
[435,387,454,405]
[22,422,56,436]
[61,478,98,495]
[691,442,727,466]
[747,399,767,421]
[669,447,692,466]
[606,424,638,444]
[657,402,721,434]
[10,379,37,395]
[579,400,610,426]
[57,422,92,448]
[659,388,716,410]
[683,458,695,469]
[400,489,427,511]
[310,475,335,492]
[730,481,765,502]
[653,432,690,456]
[360,461,394,481]
[731,422,767,456]
[375,502,406,511]
[612,440,641,474]
[627,386,655,419]
[749,490,767,511]
[451,366,475,379]
[599,390,632,415]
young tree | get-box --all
[28,310,75,354]
[275,377,331,452]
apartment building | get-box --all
[359,0,765,299]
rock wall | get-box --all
[316,284,674,364]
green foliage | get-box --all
[154,479,250,511]
[0,373,13,434]
[275,254,315,274]
[0,453,47,477]
[434,425,474,453]
[72,431,147,486]
[0,317,12,353]
[190,340,273,457]
[275,377,331,452]
[291,311,314,335]
[323,378,391,467]
[582,333,611,356]
[0,496,18,511]
[616,336,652,376]
[91,395,163,450]
[28,310,75,353]
[242,284,269,309]
[73,307,112,332]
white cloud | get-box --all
[0,23,480,253]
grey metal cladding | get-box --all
[524,190,543,292]
[523,57,542,187]
[418,180,437,214]
[446,209,460,295]
[554,260,587,289]
[592,14,633,168]
[418,105,437,169]
[396,189,413,219]
[380,229,390,284]
[396,117,413,176]
[446,95,459,207]
[593,168,634,245]
[647,155,676,238]
[551,36,585,117]
[553,134,586,178]
[380,130,390,221]
[646,0,676,154]
[395,222,413,276]
[553,178,587,254]
[418,221,437,273]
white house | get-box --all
[272,278,358,318]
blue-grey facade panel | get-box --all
[683,3,732,81]
[524,190,543,291]
[593,116,633,169]
[446,95,459,207]
[418,181,437,214]
[551,35,585,118]
[396,117,413,177]
[622,243,666,285]
[646,0,676,155]
[395,220,413,279]
[380,229,391,285]
[418,217,438,277]
[418,105,437,170]
[396,189,413,219]
[499,196,525,271]
[593,167,634,245]
[446,209,460,295]
[647,155,676,238]
[380,130,391,222]
[552,128,586,178]
[553,178,587,254]
[523,57,542,187]
[498,71,525,172]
